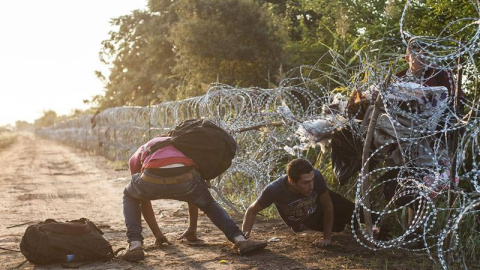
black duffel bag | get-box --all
[20,218,114,265]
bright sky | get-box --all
[0,0,147,126]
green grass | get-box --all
[258,204,279,220]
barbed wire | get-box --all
[37,85,320,209]
[36,1,480,268]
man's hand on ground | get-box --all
[177,229,203,242]
[313,238,331,247]
[154,234,172,246]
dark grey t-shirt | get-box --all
[256,170,328,232]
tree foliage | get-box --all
[95,2,178,109]
[15,121,33,131]
[34,110,57,128]
[94,0,285,108]
[169,0,285,96]
[91,0,480,110]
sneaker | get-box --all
[119,246,145,262]
[236,239,267,255]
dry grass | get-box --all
[0,131,17,150]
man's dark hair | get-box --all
[287,158,314,182]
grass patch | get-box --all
[0,132,17,150]
[258,204,279,220]
[110,160,128,171]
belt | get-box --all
[140,171,194,185]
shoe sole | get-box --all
[122,254,144,262]
[239,242,267,255]
[120,249,145,262]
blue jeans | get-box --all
[123,169,243,243]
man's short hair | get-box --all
[287,158,314,182]
[407,37,428,53]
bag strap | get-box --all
[146,138,173,157]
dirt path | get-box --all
[0,133,433,270]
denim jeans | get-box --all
[123,169,243,243]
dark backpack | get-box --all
[148,119,237,180]
[19,218,114,265]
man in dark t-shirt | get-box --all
[257,168,328,233]
[242,158,362,247]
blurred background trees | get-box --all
[33,110,58,128]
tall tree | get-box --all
[95,1,178,110]
[34,110,57,128]
[93,0,479,110]
[168,0,285,96]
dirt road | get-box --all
[0,133,432,270]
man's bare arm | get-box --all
[242,201,265,238]
[141,200,170,245]
[315,190,334,247]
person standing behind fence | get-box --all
[396,38,466,111]
[120,136,267,262]
[381,38,467,201]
